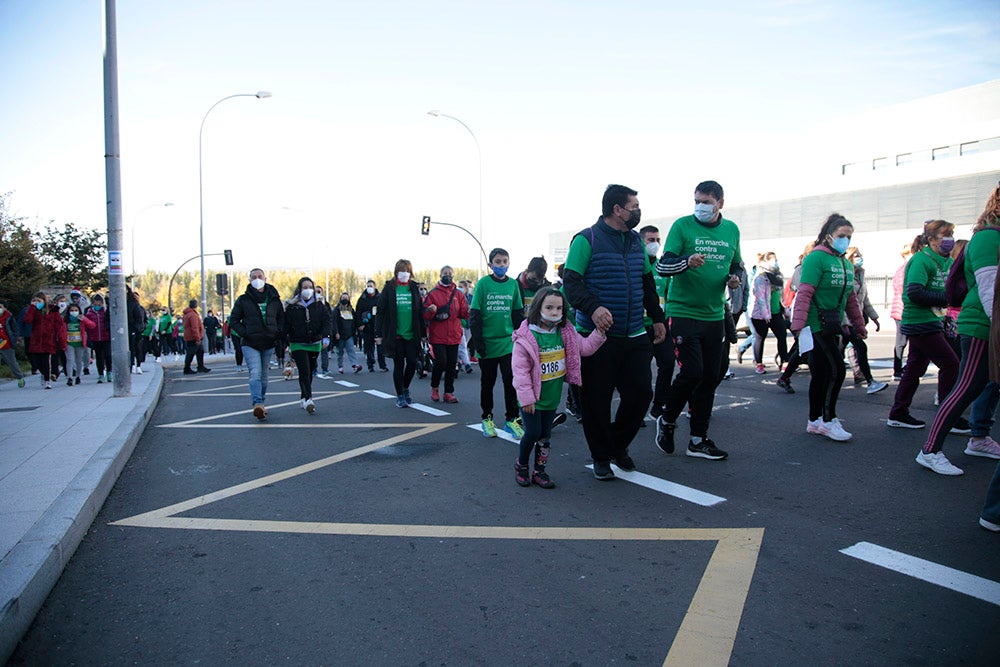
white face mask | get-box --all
[397,271,410,283]
[300,288,314,300]
[694,203,716,223]
[366,286,375,294]
[58,302,67,312]
[645,241,660,257]
[0,307,5,315]
[540,312,562,324]
[251,278,265,290]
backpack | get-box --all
[945,226,1000,308]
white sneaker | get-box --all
[300,399,307,410]
[136,366,143,375]
[130,366,136,374]
[915,450,964,476]
[156,357,162,363]
[979,517,1000,532]
[866,380,887,395]
[827,418,853,441]
[965,436,1000,459]
[806,418,825,435]
[305,399,316,414]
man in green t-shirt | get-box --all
[470,248,524,438]
[655,180,743,462]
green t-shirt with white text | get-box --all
[471,275,522,358]
[901,247,950,327]
[663,215,742,321]
[799,249,853,333]
[395,285,414,340]
[957,229,1000,340]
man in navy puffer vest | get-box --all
[563,184,666,480]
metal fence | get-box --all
[864,274,894,313]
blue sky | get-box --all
[1,0,998,276]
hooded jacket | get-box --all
[230,283,286,351]
[510,319,605,407]
[84,305,111,342]
[24,304,68,354]
[0,309,20,349]
[355,289,380,329]
[333,301,358,339]
[285,296,333,344]
[374,280,424,355]
[422,281,470,345]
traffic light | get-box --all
[421,216,431,235]
[224,249,234,266]
[215,273,229,296]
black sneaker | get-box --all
[613,454,636,472]
[887,414,925,429]
[592,461,615,480]
[655,416,675,454]
[183,369,197,375]
[687,439,728,460]
[776,377,795,394]
[552,412,568,427]
[649,403,663,419]
[950,417,972,435]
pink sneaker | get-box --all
[965,436,1000,460]
[430,387,440,402]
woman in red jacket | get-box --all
[422,265,470,403]
[24,291,67,389]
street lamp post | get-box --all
[131,201,173,290]
[199,91,271,352]
[427,110,484,275]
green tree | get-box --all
[0,192,50,310]
[34,221,108,290]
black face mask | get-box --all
[525,277,540,291]
[340,298,349,305]
[626,208,641,230]
[440,275,453,285]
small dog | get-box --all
[282,361,295,381]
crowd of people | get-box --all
[3,181,999,533]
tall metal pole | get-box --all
[199,91,271,354]
[427,111,484,276]
[103,0,130,396]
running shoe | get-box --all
[482,417,498,438]
[866,380,888,395]
[505,419,525,439]
[915,450,963,476]
[965,436,1000,459]
[686,439,728,460]
[887,414,925,429]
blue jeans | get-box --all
[336,337,358,369]
[970,381,1000,438]
[518,407,556,466]
[243,344,273,406]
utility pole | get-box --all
[103,0,130,396]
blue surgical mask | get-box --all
[853,257,864,268]
[830,237,850,255]
[35,302,45,310]
[93,304,103,311]
[694,203,716,223]
[492,265,508,278]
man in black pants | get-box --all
[640,225,674,419]
[655,181,743,461]
[563,185,666,480]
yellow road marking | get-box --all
[114,423,763,665]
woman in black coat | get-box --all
[284,277,332,413]
[374,258,425,407]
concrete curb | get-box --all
[0,364,164,663]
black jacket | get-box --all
[126,298,147,336]
[355,290,379,330]
[203,314,220,333]
[230,283,286,351]
[333,304,357,339]
[374,280,424,355]
[284,298,332,344]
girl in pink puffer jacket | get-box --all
[511,287,605,488]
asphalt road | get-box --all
[9,334,1000,665]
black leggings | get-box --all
[479,353,518,421]
[291,349,318,399]
[751,314,789,365]
[843,328,873,383]
[431,343,459,393]
[807,332,845,422]
[392,337,419,394]
[91,340,112,374]
[234,339,244,366]
[31,352,59,380]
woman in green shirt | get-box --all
[887,220,958,430]
[790,213,867,442]
[374,259,425,408]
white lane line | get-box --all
[465,423,519,443]
[585,465,727,506]
[365,390,395,399]
[335,380,360,388]
[840,542,1000,606]
[409,403,451,417]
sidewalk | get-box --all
[0,360,164,663]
